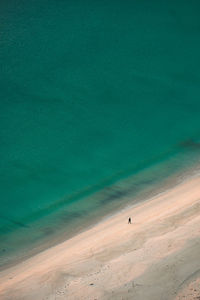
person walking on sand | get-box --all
[128,217,131,224]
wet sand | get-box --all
[0,174,200,300]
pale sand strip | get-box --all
[1,175,200,300]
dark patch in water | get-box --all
[180,139,200,150]
[0,215,29,229]
[40,227,55,236]
[137,179,155,186]
[100,188,131,205]
[99,178,154,206]
[60,211,85,224]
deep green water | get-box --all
[0,0,200,266]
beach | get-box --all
[1,174,200,300]
[1,1,200,299]
[1,0,200,285]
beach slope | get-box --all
[1,175,200,300]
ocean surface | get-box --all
[1,0,200,267]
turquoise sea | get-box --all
[1,0,200,268]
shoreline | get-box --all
[1,159,199,272]
[1,171,200,299]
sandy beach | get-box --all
[1,174,200,300]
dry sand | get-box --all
[1,175,200,300]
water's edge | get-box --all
[1,146,200,271]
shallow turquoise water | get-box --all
[0,0,200,265]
